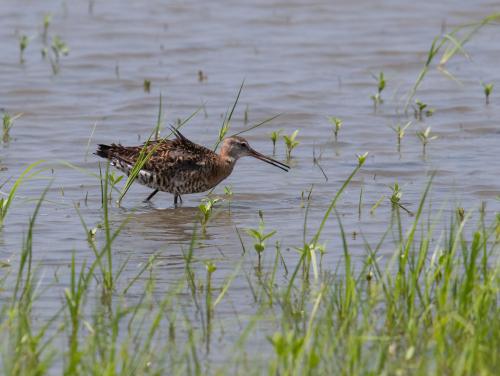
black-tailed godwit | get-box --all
[96,127,289,205]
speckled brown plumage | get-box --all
[96,127,289,205]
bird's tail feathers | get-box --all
[95,144,112,159]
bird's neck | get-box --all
[219,147,238,167]
[208,154,236,187]
[219,155,237,172]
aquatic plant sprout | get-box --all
[2,112,22,143]
[246,211,276,272]
[414,99,434,120]
[19,35,29,63]
[328,117,343,141]
[390,121,411,151]
[416,126,438,155]
[49,35,69,74]
[198,197,220,232]
[370,71,386,109]
[483,82,493,104]
[42,14,51,41]
[269,129,282,156]
[283,130,299,160]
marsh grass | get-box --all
[405,13,500,112]
[0,160,45,226]
[0,160,499,374]
[214,82,281,150]
[117,104,200,205]
[2,15,500,369]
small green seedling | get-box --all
[19,35,29,63]
[483,82,493,104]
[107,172,123,200]
[43,14,52,41]
[389,182,412,215]
[198,197,220,232]
[270,129,282,155]
[415,100,426,120]
[2,112,22,143]
[390,121,411,151]
[52,36,69,59]
[371,72,386,109]
[300,187,313,208]
[416,126,438,155]
[50,36,69,74]
[414,99,434,120]
[223,185,233,197]
[88,227,97,243]
[357,152,368,166]
[246,211,276,272]
[390,182,402,208]
[268,331,306,365]
[143,79,151,93]
[328,117,343,141]
[224,185,233,212]
[283,130,299,160]
[204,260,217,330]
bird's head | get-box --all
[220,136,289,171]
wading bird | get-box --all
[96,127,289,205]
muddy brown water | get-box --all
[0,0,499,365]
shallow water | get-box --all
[1,0,499,366]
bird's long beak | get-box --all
[249,148,290,172]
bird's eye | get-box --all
[239,142,248,148]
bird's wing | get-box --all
[106,133,215,173]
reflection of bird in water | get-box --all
[121,206,234,244]
[96,127,289,206]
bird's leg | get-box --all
[144,189,159,202]
[173,194,183,207]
